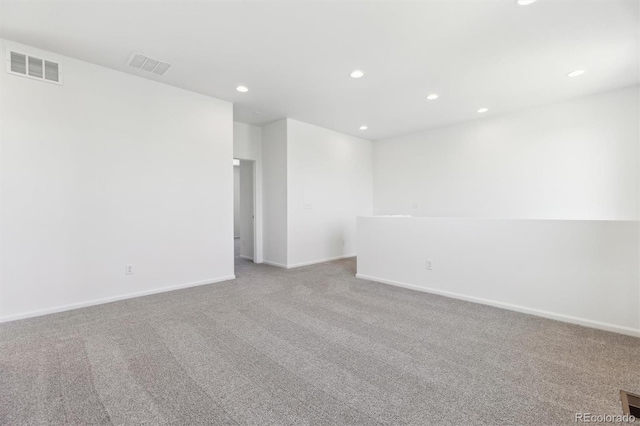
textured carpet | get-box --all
[1,243,639,425]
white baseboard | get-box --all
[262,255,355,269]
[288,254,356,269]
[0,275,236,324]
[355,274,640,338]
[239,255,254,261]
[262,259,288,268]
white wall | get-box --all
[374,86,639,220]
[0,39,234,321]
[287,119,373,267]
[233,166,240,238]
[357,217,640,336]
[233,122,263,262]
[234,122,262,160]
[261,119,288,267]
[364,85,640,336]
[239,161,255,259]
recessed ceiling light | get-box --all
[359,125,368,130]
[236,85,249,92]
[426,94,439,100]
[350,70,364,79]
[567,70,586,78]
[477,108,489,113]
[516,0,537,5]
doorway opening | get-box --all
[233,158,257,269]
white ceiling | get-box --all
[1,0,638,140]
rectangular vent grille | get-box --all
[127,52,171,76]
[6,49,62,85]
[621,390,640,417]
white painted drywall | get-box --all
[287,119,373,267]
[233,122,263,262]
[239,161,255,260]
[0,39,234,321]
[233,166,240,238]
[261,119,288,267]
[373,86,640,220]
[234,122,262,160]
[365,86,640,336]
[357,217,640,336]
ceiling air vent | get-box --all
[127,52,171,76]
[6,49,62,85]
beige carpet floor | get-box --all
[1,241,639,425]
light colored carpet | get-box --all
[1,241,639,425]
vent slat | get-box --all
[10,51,27,74]
[45,61,59,82]
[28,56,44,78]
[141,58,159,72]
[129,54,146,69]
[152,62,171,75]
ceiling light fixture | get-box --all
[359,125,368,130]
[477,108,489,113]
[426,94,439,100]
[236,85,249,92]
[567,70,586,78]
[350,70,364,78]
[516,0,537,5]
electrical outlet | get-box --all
[125,264,134,275]
[426,259,433,270]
